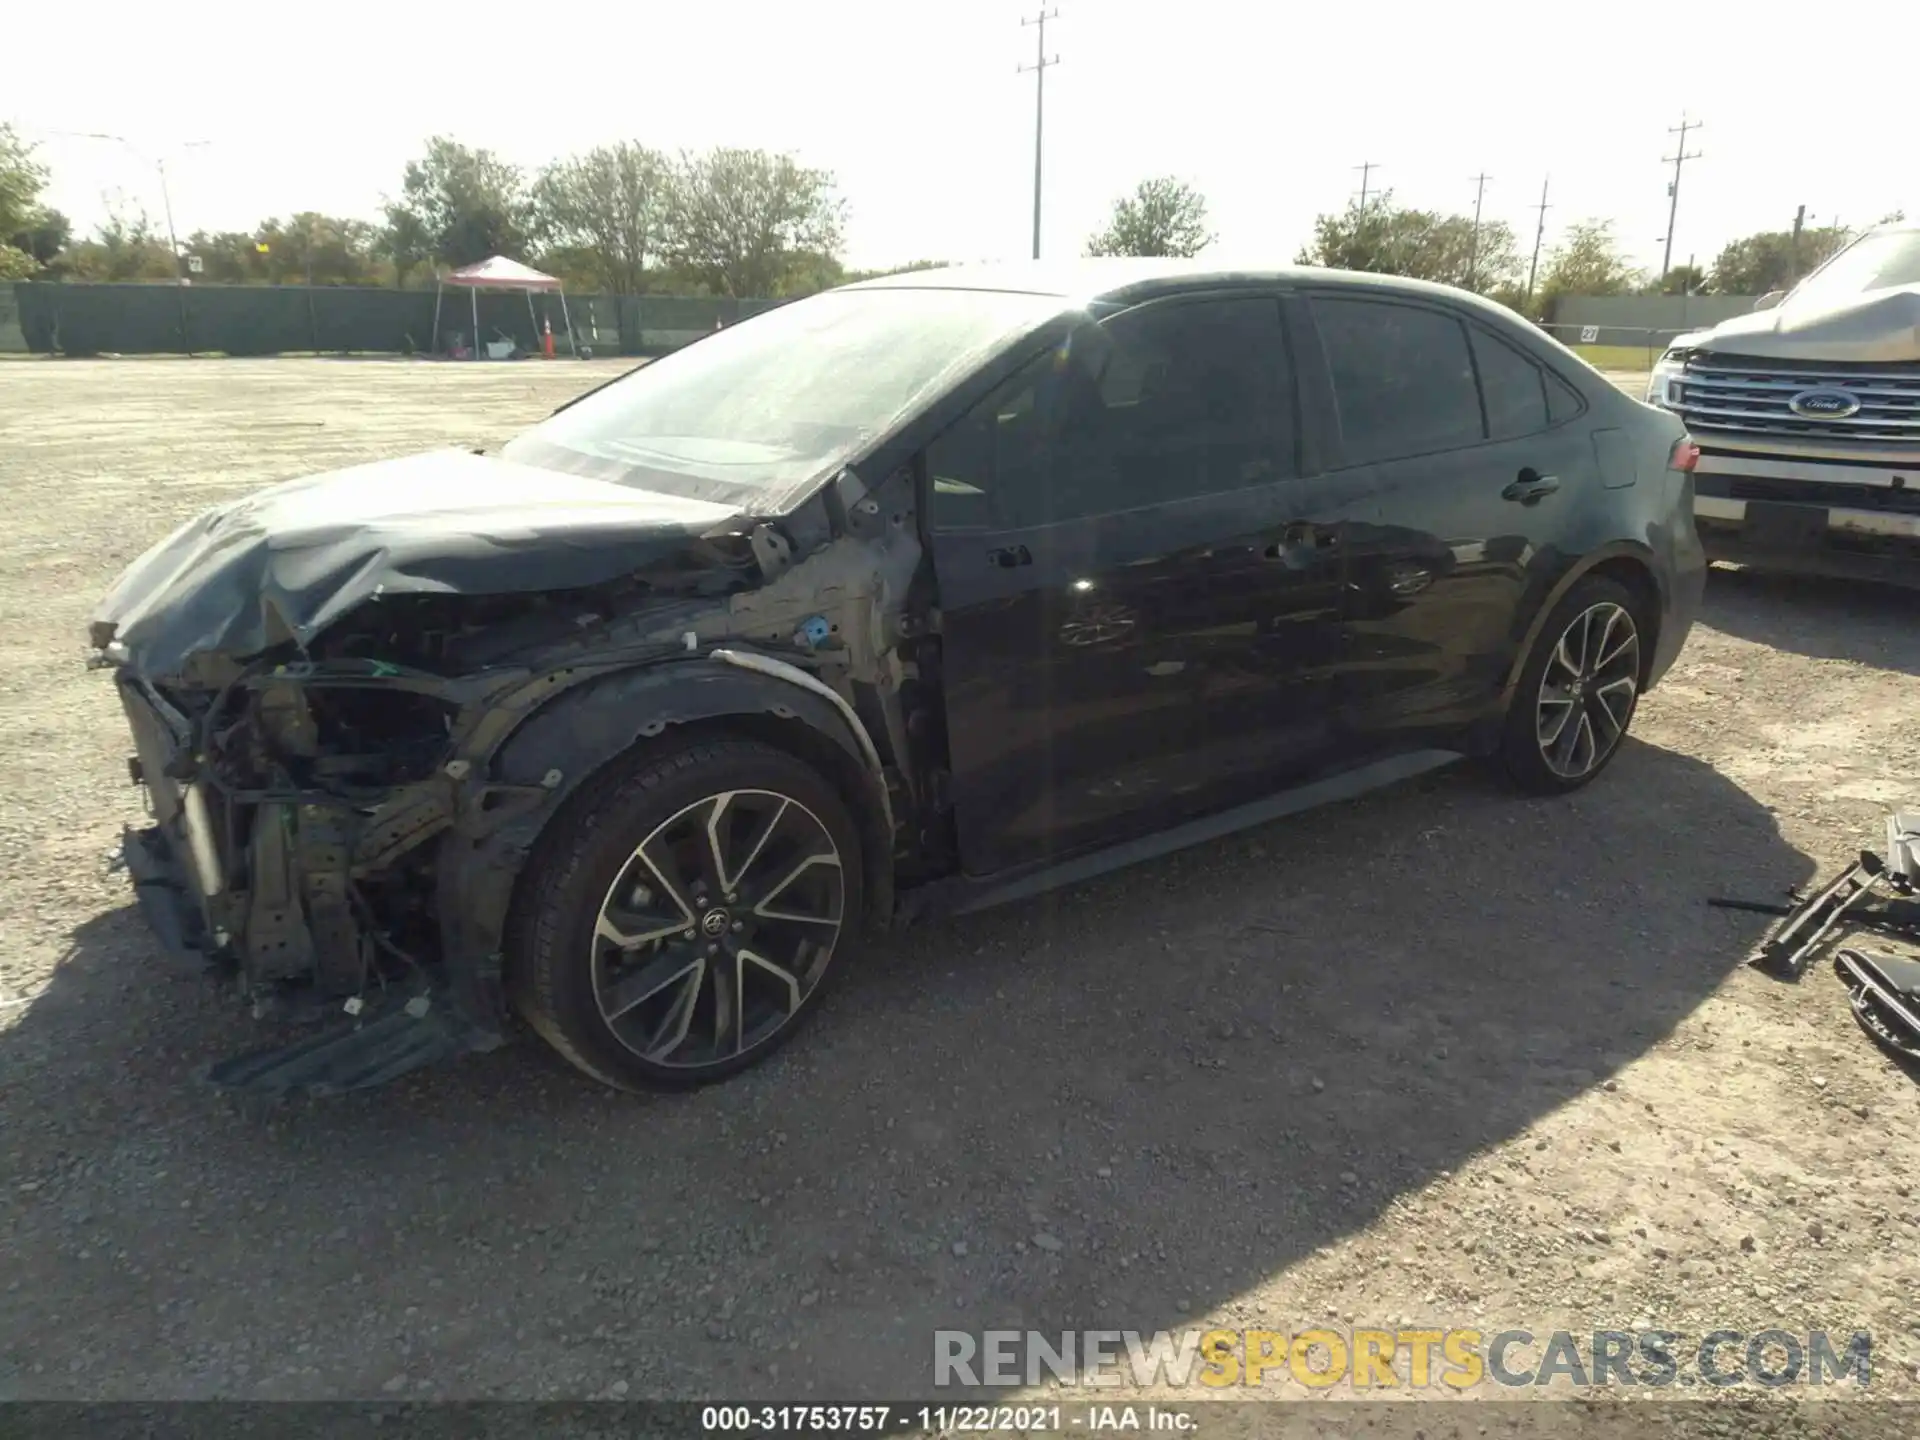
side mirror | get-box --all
[1753,290,1786,312]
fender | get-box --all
[1498,540,1666,705]
[433,654,895,1029]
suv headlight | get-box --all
[1646,348,1687,409]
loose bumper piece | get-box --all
[1833,948,1920,1066]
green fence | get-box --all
[6,283,786,358]
[0,286,23,353]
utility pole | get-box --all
[1354,161,1380,215]
[1523,175,1551,309]
[154,158,182,278]
[1660,114,1703,281]
[1018,8,1060,260]
[1467,172,1491,288]
[1790,203,1807,284]
[58,132,207,283]
[56,131,208,355]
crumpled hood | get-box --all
[1694,285,1920,364]
[93,448,742,680]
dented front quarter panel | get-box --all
[435,660,898,1028]
[424,478,924,1026]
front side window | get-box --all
[1313,297,1483,465]
[928,296,1295,530]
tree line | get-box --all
[0,123,1903,303]
[1076,178,1904,308]
[1287,190,1910,311]
[0,130,901,297]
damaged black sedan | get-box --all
[92,262,1706,1095]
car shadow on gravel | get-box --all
[0,739,1807,1401]
[1703,565,1920,674]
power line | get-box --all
[1467,172,1491,288]
[1659,114,1703,281]
[1354,161,1381,215]
[1018,8,1061,260]
[1524,176,1552,309]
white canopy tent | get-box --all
[431,255,578,359]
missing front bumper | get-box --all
[204,990,504,1098]
[120,823,505,1097]
[120,824,215,972]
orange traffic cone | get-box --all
[542,318,555,360]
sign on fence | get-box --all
[1579,325,1600,343]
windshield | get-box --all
[501,286,1063,508]
[1789,230,1920,308]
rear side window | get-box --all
[1471,327,1549,440]
[1312,297,1481,465]
[1546,370,1585,423]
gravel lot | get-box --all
[0,359,1915,1407]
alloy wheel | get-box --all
[589,789,844,1068]
[1535,601,1640,780]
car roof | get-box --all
[840,257,1499,311]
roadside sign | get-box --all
[1580,325,1600,343]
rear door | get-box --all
[1300,294,1595,742]
[925,292,1347,875]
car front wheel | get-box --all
[506,736,864,1091]
[1499,575,1646,794]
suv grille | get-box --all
[1677,353,1920,442]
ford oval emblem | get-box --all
[1788,388,1862,419]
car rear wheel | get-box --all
[506,736,863,1091]
[1499,575,1645,795]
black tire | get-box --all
[505,735,865,1091]
[1499,575,1647,795]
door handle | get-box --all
[987,544,1033,569]
[1502,470,1561,504]
[1263,522,1338,561]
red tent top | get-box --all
[443,256,562,290]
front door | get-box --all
[925,293,1345,876]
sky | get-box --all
[8,0,1917,280]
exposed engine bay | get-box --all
[95,448,944,1094]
